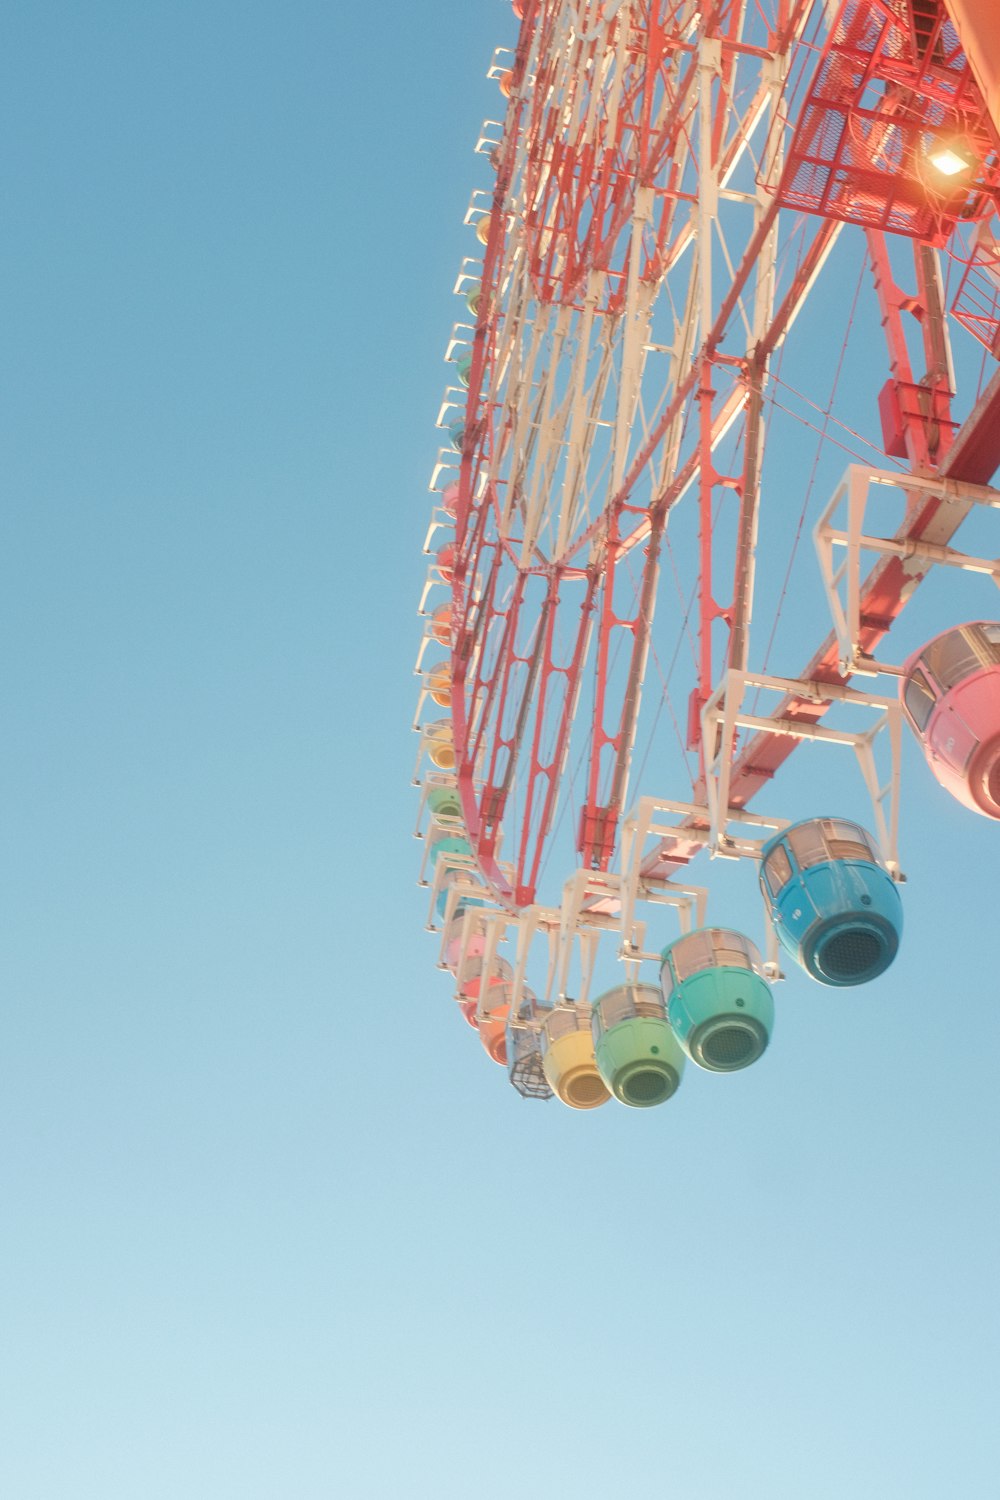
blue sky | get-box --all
[1,3,998,1497]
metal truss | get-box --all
[413,0,1000,1026]
[447,0,825,908]
[815,463,1000,676]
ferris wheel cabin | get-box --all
[759,819,902,987]
[507,994,554,1101]
[457,957,512,1065]
[427,832,470,871]
[426,785,461,822]
[539,1001,611,1110]
[900,622,1000,819]
[590,983,686,1109]
[434,873,486,922]
[659,930,774,1074]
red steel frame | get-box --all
[444,0,1000,912]
[640,253,1000,882]
[770,0,1000,245]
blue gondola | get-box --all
[659,928,774,1073]
[759,817,902,986]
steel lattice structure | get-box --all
[414,0,1000,1102]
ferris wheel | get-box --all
[413,0,1000,1109]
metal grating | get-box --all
[952,226,1000,356]
[765,0,1000,245]
[509,1049,554,1100]
[621,1066,676,1107]
[820,926,885,980]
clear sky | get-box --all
[1,3,998,1498]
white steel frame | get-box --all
[814,463,1000,677]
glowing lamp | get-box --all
[926,137,976,178]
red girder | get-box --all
[443,0,1000,916]
[951,224,1000,355]
[520,0,699,309]
[639,351,1000,882]
[770,0,1000,245]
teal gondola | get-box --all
[659,929,774,1073]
